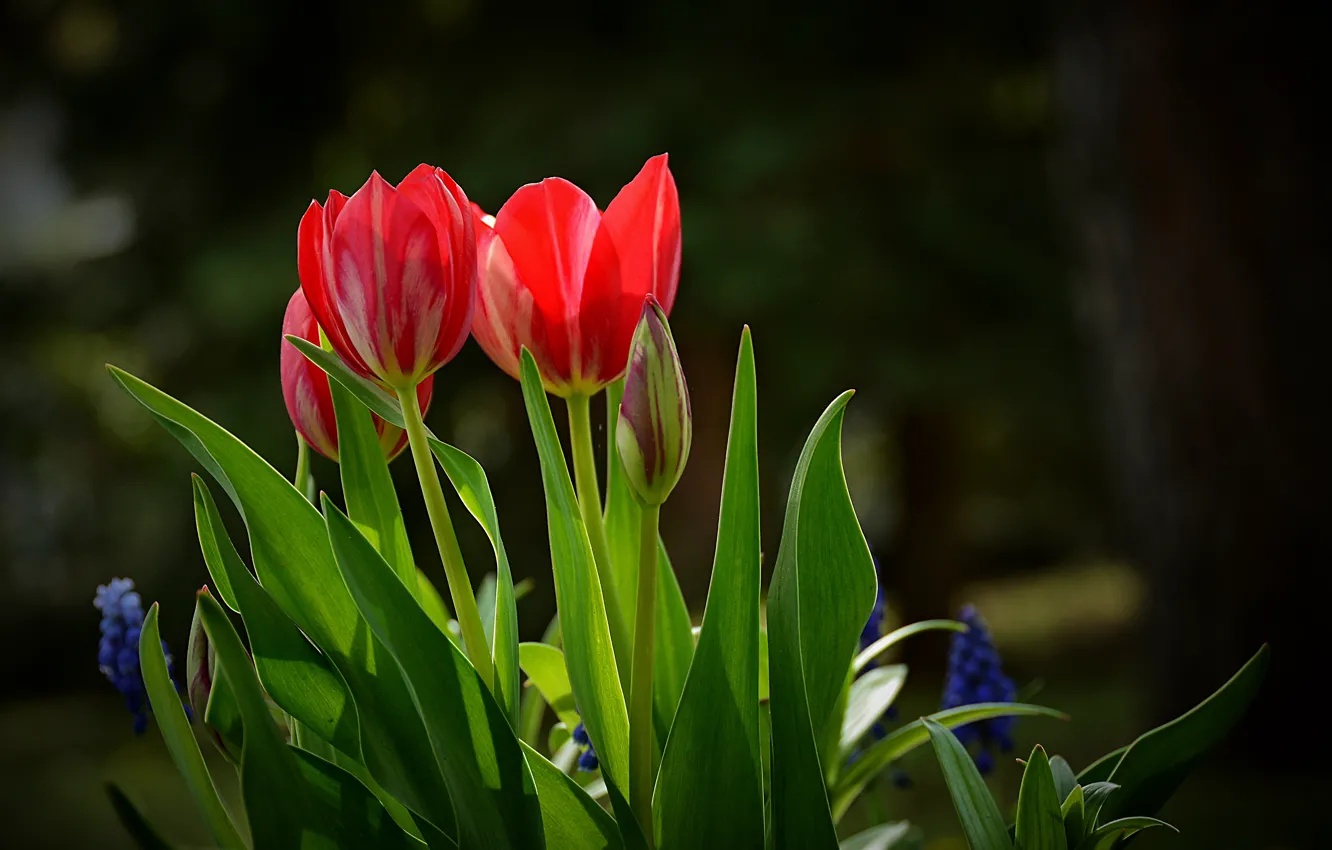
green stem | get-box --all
[566,393,631,679]
[293,432,312,503]
[629,503,659,845]
[396,385,495,692]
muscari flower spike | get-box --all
[941,604,1018,774]
[572,721,599,773]
[96,577,188,734]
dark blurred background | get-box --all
[1,0,1326,847]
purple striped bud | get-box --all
[616,295,692,506]
[187,586,234,760]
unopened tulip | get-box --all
[616,295,691,506]
[280,288,432,461]
[472,154,680,396]
[298,165,476,389]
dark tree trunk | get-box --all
[1056,2,1329,769]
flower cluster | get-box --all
[95,577,185,734]
[941,604,1017,774]
[571,722,599,773]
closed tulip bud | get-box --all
[186,586,231,758]
[281,288,432,461]
[298,165,477,390]
[616,295,691,506]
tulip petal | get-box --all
[330,172,447,387]
[582,154,680,386]
[398,166,477,369]
[471,217,531,381]
[281,289,339,460]
[493,177,618,390]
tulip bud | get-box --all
[616,295,691,506]
[187,586,234,760]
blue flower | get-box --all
[571,721,598,773]
[940,604,1017,774]
[95,577,187,734]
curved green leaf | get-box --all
[429,439,522,725]
[1060,784,1085,847]
[655,326,763,850]
[1048,756,1078,805]
[110,367,455,837]
[925,718,1012,850]
[324,496,544,849]
[651,539,694,748]
[287,335,404,427]
[524,742,625,850]
[520,642,581,731]
[1101,645,1269,821]
[518,348,638,844]
[1015,746,1066,850]
[138,604,246,849]
[1079,782,1118,832]
[839,822,922,850]
[766,391,876,849]
[328,361,417,594]
[192,475,360,758]
[196,592,416,849]
[852,620,966,675]
[839,665,907,761]
[832,703,1067,821]
[1074,817,1175,850]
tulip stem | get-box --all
[293,432,312,503]
[396,385,495,692]
[629,502,659,845]
[566,393,631,683]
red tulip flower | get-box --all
[298,165,477,390]
[471,154,680,396]
[280,288,432,461]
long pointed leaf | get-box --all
[109,366,455,837]
[839,665,907,761]
[196,592,415,849]
[323,495,544,849]
[1014,746,1067,850]
[654,326,764,849]
[925,718,1012,850]
[766,391,877,849]
[138,604,246,849]
[651,539,694,748]
[524,742,626,850]
[429,439,522,725]
[518,348,639,845]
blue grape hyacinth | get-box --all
[941,604,1017,774]
[572,721,599,772]
[95,577,187,734]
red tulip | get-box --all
[280,288,432,461]
[298,165,477,390]
[471,154,680,396]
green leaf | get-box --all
[765,391,877,850]
[287,335,405,427]
[839,665,908,761]
[138,604,247,849]
[1074,817,1176,850]
[758,627,769,702]
[520,642,582,731]
[203,665,244,763]
[524,742,626,850]
[839,822,923,850]
[1075,749,1124,786]
[652,539,695,748]
[196,592,416,849]
[1048,756,1078,805]
[328,362,417,593]
[518,348,636,840]
[852,620,967,675]
[477,573,499,644]
[323,495,545,848]
[655,326,764,850]
[110,367,455,837]
[1014,746,1067,850]
[417,570,457,637]
[192,475,361,758]
[1100,645,1269,821]
[924,718,1013,850]
[1079,783,1118,832]
[832,703,1067,821]
[429,439,522,725]
[1060,784,1085,847]
[105,782,175,850]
